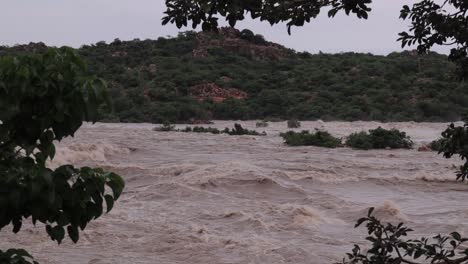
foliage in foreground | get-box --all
[280,130,342,148]
[0,249,37,264]
[438,122,468,181]
[345,127,414,150]
[0,49,125,262]
[340,208,468,264]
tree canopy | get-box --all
[0,48,125,263]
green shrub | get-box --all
[428,138,447,152]
[179,124,265,136]
[280,130,342,148]
[287,119,301,128]
[225,123,263,136]
[345,131,375,150]
[345,127,413,149]
[181,126,221,134]
[256,120,269,128]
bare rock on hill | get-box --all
[192,27,287,60]
[189,83,247,102]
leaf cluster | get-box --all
[0,249,37,264]
[0,49,125,262]
[163,0,372,34]
[340,208,468,264]
[398,0,468,80]
[438,121,468,181]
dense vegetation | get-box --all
[0,48,124,263]
[1,28,467,123]
[345,127,414,150]
[280,130,342,148]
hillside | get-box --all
[2,28,467,122]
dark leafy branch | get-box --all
[398,0,468,80]
[0,48,125,262]
[437,118,468,182]
[163,0,372,34]
[340,208,468,264]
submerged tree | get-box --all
[0,48,125,262]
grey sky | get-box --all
[1,0,450,55]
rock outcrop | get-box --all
[189,83,247,102]
[192,27,287,60]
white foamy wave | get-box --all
[373,201,408,222]
[49,142,130,167]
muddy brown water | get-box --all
[2,121,467,264]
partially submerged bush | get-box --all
[180,123,266,136]
[256,120,269,128]
[153,121,176,131]
[428,138,447,152]
[225,123,263,136]
[345,127,413,149]
[345,131,374,150]
[181,126,221,134]
[280,130,342,148]
[287,119,301,128]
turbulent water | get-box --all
[2,121,468,264]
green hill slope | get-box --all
[2,28,467,122]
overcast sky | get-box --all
[1,0,450,55]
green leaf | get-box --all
[107,173,125,199]
[104,194,114,213]
[67,225,79,243]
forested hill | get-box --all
[2,27,467,123]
